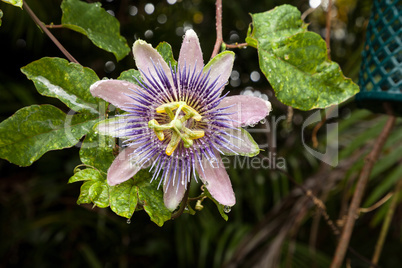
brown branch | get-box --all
[325,0,332,59]
[23,0,80,64]
[225,42,248,49]
[301,7,316,21]
[330,108,396,268]
[171,181,191,219]
[371,178,402,266]
[45,24,64,29]
[211,0,223,59]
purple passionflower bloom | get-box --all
[90,30,271,211]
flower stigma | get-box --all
[148,101,205,156]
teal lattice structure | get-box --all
[356,0,402,115]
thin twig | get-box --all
[23,0,79,64]
[311,106,336,148]
[225,42,248,49]
[277,169,382,268]
[301,7,316,21]
[359,192,393,214]
[325,0,332,60]
[371,178,402,266]
[211,0,223,59]
[330,109,396,268]
[171,181,191,219]
[45,24,64,28]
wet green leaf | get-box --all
[69,167,102,183]
[79,130,115,173]
[136,170,172,227]
[109,179,138,219]
[117,69,142,84]
[156,42,177,68]
[204,188,229,221]
[109,169,171,226]
[21,57,102,114]
[247,5,359,110]
[0,105,99,166]
[1,0,22,8]
[61,0,130,61]
[69,168,109,208]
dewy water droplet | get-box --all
[126,219,131,224]
[204,181,209,186]
[223,206,231,213]
[260,118,266,124]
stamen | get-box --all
[148,101,205,155]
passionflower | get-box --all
[90,30,271,211]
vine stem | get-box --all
[311,0,334,146]
[23,0,79,64]
[330,110,396,268]
[211,0,223,59]
[325,0,332,59]
[371,177,402,266]
[226,42,248,49]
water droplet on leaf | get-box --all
[126,219,131,224]
[223,206,231,213]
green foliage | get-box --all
[204,188,229,221]
[69,168,109,207]
[117,69,142,84]
[247,5,359,110]
[156,42,178,67]
[79,130,115,173]
[0,104,98,166]
[21,57,102,114]
[61,0,130,61]
[69,168,172,226]
[1,0,22,8]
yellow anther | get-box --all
[155,102,181,113]
[185,129,205,139]
[166,132,181,156]
[148,119,165,141]
[150,101,204,156]
[182,105,202,121]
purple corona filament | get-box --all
[90,29,271,211]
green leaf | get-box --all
[156,42,177,68]
[109,179,138,219]
[204,188,229,221]
[69,167,101,183]
[109,169,171,226]
[79,130,115,173]
[70,168,109,208]
[61,0,130,61]
[21,57,102,114]
[136,170,172,227]
[117,69,142,84]
[0,105,99,166]
[247,5,359,110]
[1,0,22,8]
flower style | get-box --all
[90,30,271,211]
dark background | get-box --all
[1,0,401,267]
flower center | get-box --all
[148,101,205,156]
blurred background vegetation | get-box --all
[1,0,401,267]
